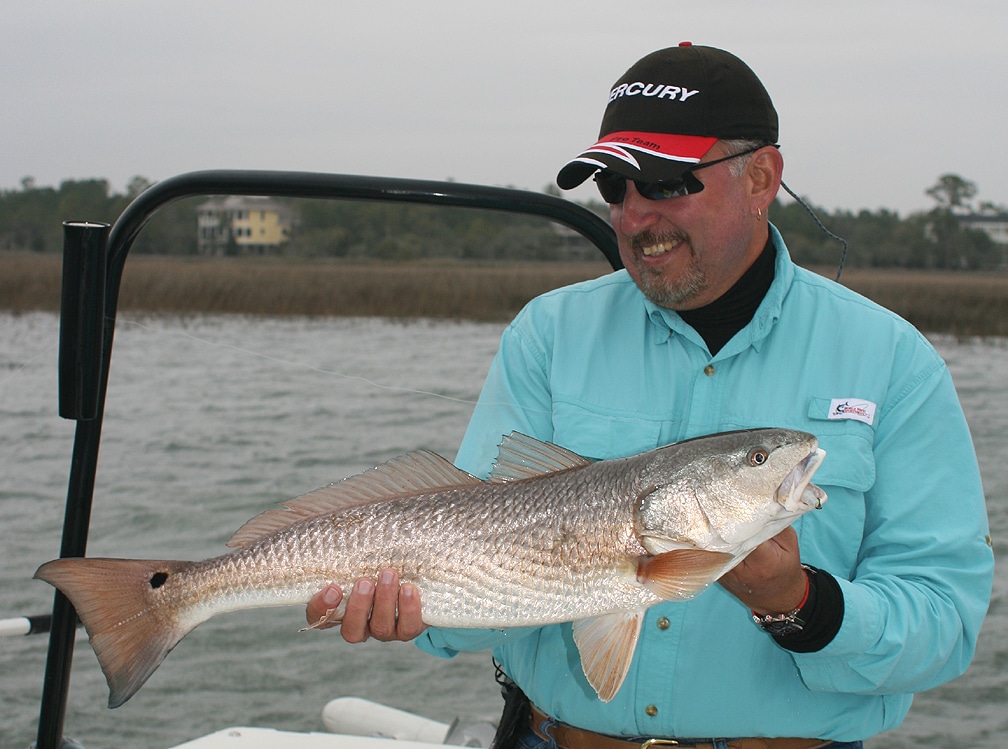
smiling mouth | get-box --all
[635,233,687,258]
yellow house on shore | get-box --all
[197,196,295,255]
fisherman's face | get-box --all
[608,142,771,311]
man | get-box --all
[307,44,993,748]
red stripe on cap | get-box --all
[595,131,717,163]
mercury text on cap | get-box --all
[609,83,700,103]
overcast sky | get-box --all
[2,1,1005,216]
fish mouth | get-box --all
[776,448,827,511]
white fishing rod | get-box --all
[0,614,79,638]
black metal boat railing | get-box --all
[37,171,619,749]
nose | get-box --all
[612,182,662,236]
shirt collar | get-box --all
[643,224,795,355]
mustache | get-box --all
[629,230,688,252]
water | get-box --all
[1,312,1005,749]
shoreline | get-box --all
[2,251,1007,336]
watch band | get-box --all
[752,565,814,635]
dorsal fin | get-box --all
[227,450,481,548]
[488,431,592,483]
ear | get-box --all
[746,146,784,214]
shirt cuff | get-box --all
[773,566,844,653]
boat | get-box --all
[23,170,621,749]
[168,696,498,748]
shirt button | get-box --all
[645,705,659,717]
[656,617,670,630]
[704,364,715,376]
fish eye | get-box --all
[747,447,769,466]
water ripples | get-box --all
[1,314,1004,748]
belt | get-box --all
[529,705,832,749]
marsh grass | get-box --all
[828,267,1008,338]
[3,252,1006,336]
[0,252,612,322]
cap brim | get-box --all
[556,132,718,190]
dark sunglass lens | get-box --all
[679,172,706,196]
[593,171,626,204]
[640,178,688,200]
[639,172,705,200]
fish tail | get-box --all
[35,557,198,708]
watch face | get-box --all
[753,612,805,636]
[760,618,805,636]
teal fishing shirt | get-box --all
[415,227,994,742]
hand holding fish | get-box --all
[307,570,426,642]
[718,526,809,616]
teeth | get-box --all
[640,238,681,257]
[803,483,827,510]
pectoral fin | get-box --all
[637,549,734,600]
[571,611,643,702]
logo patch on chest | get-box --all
[827,398,877,426]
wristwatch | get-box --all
[751,565,813,636]
[752,607,806,636]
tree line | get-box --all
[1,173,1003,269]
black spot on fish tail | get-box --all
[149,572,169,589]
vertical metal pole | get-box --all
[59,222,108,420]
[37,222,110,749]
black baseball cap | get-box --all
[556,43,779,190]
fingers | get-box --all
[305,569,427,643]
[340,577,379,642]
[305,584,343,630]
[366,570,400,640]
[395,580,426,640]
[354,569,427,641]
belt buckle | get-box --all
[640,740,682,749]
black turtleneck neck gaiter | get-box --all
[676,239,776,356]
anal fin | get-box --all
[571,611,643,702]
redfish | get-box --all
[35,428,825,707]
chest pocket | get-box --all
[806,397,877,493]
[551,401,664,461]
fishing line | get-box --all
[779,180,849,281]
[119,317,484,407]
[118,317,559,421]
[0,334,57,390]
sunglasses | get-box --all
[592,144,767,204]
